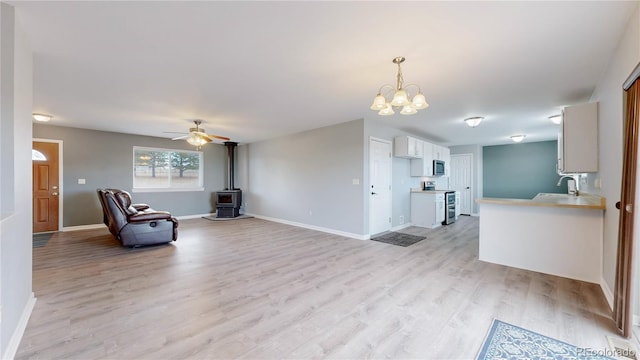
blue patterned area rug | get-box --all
[477,319,615,360]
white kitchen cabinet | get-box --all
[411,192,445,228]
[394,136,423,159]
[432,144,443,160]
[435,196,445,224]
[410,141,434,176]
[558,102,598,173]
[410,141,451,177]
[441,146,450,176]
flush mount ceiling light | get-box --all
[370,56,429,116]
[511,134,526,143]
[549,114,562,125]
[32,113,52,122]
[464,116,484,127]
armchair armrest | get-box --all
[132,203,150,211]
[128,211,173,222]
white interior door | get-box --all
[450,154,472,215]
[369,137,392,235]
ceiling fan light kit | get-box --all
[171,119,230,150]
[370,57,429,116]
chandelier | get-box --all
[370,57,429,116]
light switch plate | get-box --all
[78,178,86,184]
[352,178,360,185]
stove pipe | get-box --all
[224,141,238,190]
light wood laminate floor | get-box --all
[17,216,620,359]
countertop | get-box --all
[411,189,456,194]
[476,193,606,210]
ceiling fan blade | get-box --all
[171,135,189,140]
[163,131,189,134]
[205,134,231,141]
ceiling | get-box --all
[12,1,637,146]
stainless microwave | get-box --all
[433,160,445,176]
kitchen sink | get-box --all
[534,193,578,199]
[536,193,575,197]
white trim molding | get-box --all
[62,223,105,232]
[176,213,215,220]
[246,213,369,240]
[62,213,216,232]
[600,277,614,311]
[3,293,36,360]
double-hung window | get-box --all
[133,146,203,192]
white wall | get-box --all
[583,4,640,297]
[245,119,365,237]
[363,119,452,230]
[450,144,483,214]
[0,3,34,358]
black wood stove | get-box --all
[216,141,242,218]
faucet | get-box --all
[557,175,579,196]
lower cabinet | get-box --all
[411,192,445,228]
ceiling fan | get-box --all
[168,120,230,149]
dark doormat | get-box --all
[202,214,254,221]
[33,232,54,248]
[370,232,426,247]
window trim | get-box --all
[132,146,204,193]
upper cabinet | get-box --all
[394,136,423,159]
[558,102,598,173]
[411,142,433,176]
[410,141,450,177]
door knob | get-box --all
[626,204,633,213]
[616,201,621,210]
[52,185,58,190]
[52,192,58,196]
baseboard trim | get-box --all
[62,213,217,232]
[391,223,412,232]
[600,277,614,312]
[62,223,105,232]
[245,213,368,240]
[3,292,36,360]
[176,213,215,220]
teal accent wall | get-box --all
[483,140,567,199]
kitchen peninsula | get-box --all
[477,193,605,283]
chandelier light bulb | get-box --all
[391,89,410,107]
[378,104,395,116]
[370,94,387,110]
[400,104,417,115]
[412,93,428,110]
